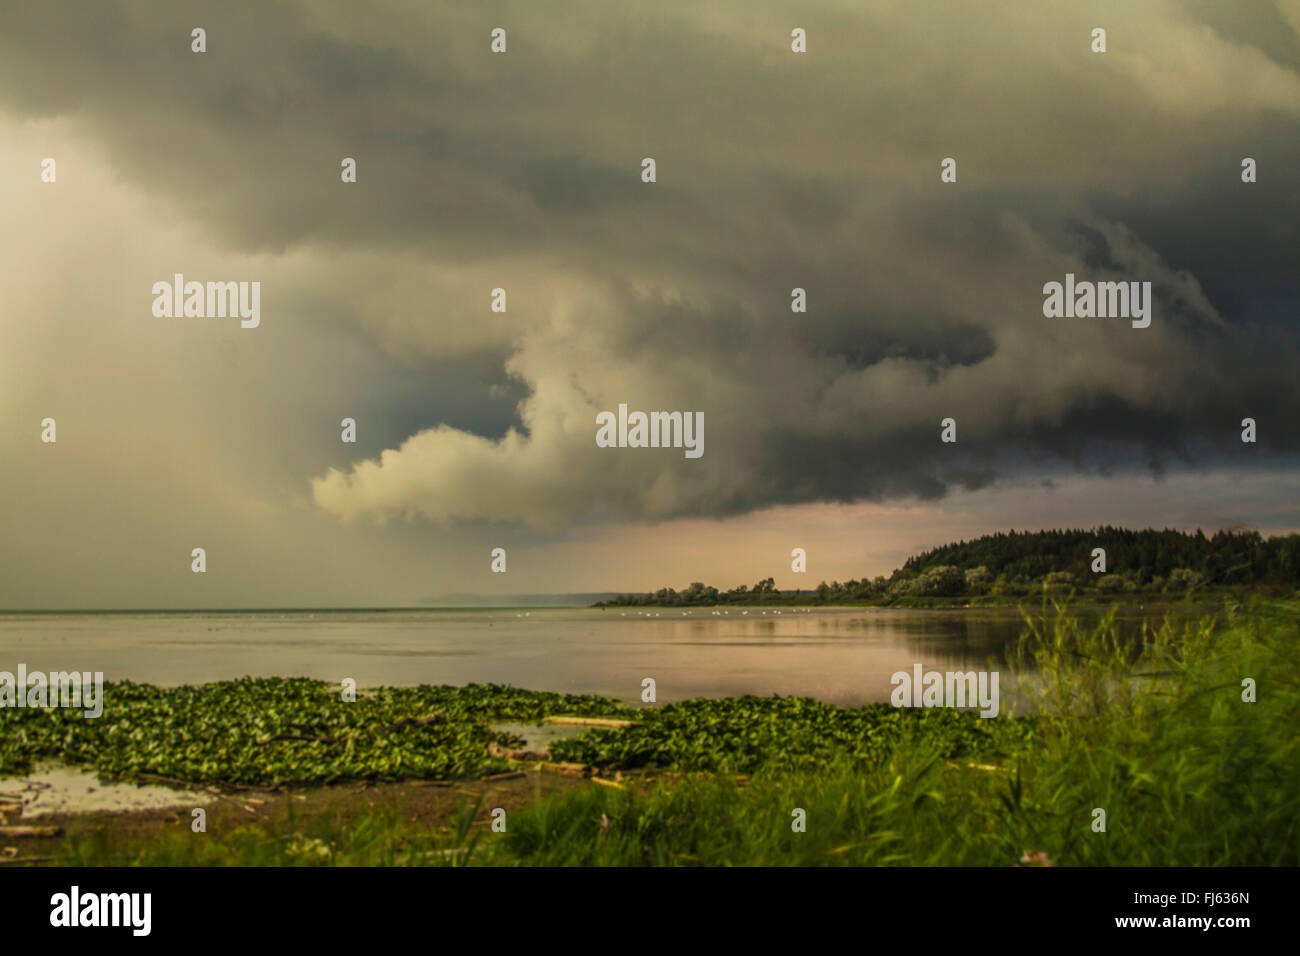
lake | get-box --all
[0,604,1207,709]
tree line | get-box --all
[594,528,1300,606]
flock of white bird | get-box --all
[613,607,817,617]
[513,608,822,618]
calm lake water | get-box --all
[0,605,1208,708]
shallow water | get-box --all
[0,764,213,818]
[0,605,1206,707]
[489,722,587,752]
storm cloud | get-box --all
[1,0,1298,604]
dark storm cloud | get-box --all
[1090,174,1300,336]
[1,0,1297,529]
[1178,0,1300,74]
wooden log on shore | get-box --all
[541,716,636,729]
[0,825,62,838]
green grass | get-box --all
[58,797,498,867]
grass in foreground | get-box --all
[502,599,1298,865]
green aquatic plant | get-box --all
[548,694,1025,773]
[0,680,627,786]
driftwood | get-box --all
[483,771,526,782]
[0,825,62,838]
[541,716,637,729]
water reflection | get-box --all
[0,604,1214,709]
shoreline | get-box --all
[0,588,1288,616]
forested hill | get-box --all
[594,528,1300,607]
[903,528,1299,586]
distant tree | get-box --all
[917,566,965,596]
[964,566,991,594]
[594,528,1300,607]
[1166,568,1204,593]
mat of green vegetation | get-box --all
[546,696,1024,771]
[0,680,1017,786]
[0,682,627,785]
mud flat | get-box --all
[0,763,215,818]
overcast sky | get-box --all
[2,0,1297,608]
